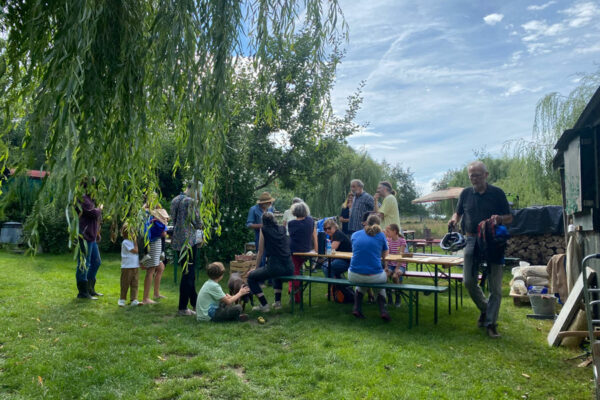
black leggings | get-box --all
[178,247,197,310]
[248,255,293,296]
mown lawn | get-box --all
[0,250,593,399]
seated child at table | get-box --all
[196,262,250,322]
[385,223,406,307]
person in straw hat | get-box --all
[246,192,275,268]
[141,207,168,305]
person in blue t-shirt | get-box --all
[348,214,390,321]
[246,192,275,268]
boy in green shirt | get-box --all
[196,262,249,322]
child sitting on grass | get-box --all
[119,225,141,307]
[385,223,407,307]
[196,262,250,322]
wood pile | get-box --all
[505,234,565,265]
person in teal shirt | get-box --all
[196,262,249,322]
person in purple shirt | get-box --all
[76,179,103,300]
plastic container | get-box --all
[528,294,556,316]
[527,285,548,294]
[325,239,332,255]
[0,222,23,244]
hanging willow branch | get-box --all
[0,0,345,251]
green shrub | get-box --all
[24,203,121,254]
[0,175,41,223]
[25,203,70,254]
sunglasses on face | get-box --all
[324,227,333,231]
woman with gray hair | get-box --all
[288,201,317,303]
[282,197,303,235]
[348,214,390,321]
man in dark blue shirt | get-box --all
[246,192,275,270]
[348,179,374,236]
[449,161,513,339]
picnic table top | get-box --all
[293,251,463,266]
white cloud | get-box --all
[574,43,600,54]
[483,13,504,26]
[354,143,397,151]
[503,83,525,97]
[521,20,565,41]
[349,127,383,138]
[527,1,556,11]
[561,1,600,28]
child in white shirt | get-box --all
[119,225,141,307]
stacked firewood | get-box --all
[505,234,566,265]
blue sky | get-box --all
[330,0,600,194]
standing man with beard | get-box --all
[347,179,374,237]
[448,161,512,338]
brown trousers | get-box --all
[120,268,139,301]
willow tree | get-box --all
[0,1,344,249]
[503,68,600,206]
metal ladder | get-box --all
[582,253,600,399]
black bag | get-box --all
[317,231,327,254]
[331,285,354,303]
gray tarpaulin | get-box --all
[508,206,564,236]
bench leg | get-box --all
[408,292,413,329]
[447,267,451,316]
[326,258,332,302]
[434,266,438,324]
[416,292,419,326]
[300,282,304,312]
[290,282,295,314]
[455,278,459,311]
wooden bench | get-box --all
[402,270,483,311]
[278,275,448,328]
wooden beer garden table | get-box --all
[293,251,464,324]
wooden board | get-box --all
[548,268,594,347]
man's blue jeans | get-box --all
[76,240,101,282]
[322,259,350,278]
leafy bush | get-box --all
[0,175,41,223]
[25,203,70,254]
[24,202,121,254]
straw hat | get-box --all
[150,208,169,225]
[256,192,275,204]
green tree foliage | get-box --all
[298,146,425,218]
[0,1,344,251]
[382,162,428,217]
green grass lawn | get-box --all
[0,251,593,399]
